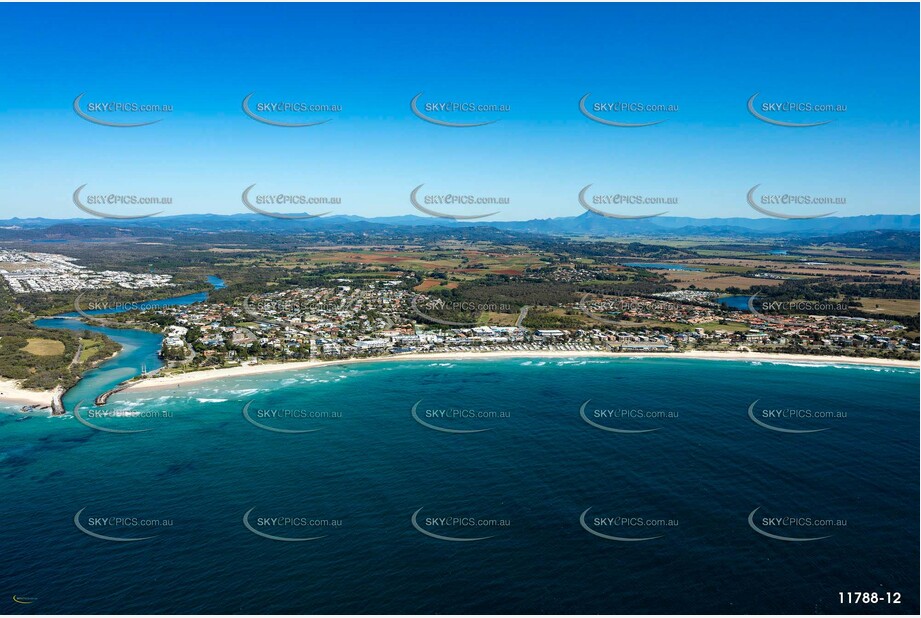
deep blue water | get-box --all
[1,357,917,614]
[719,295,752,311]
[624,262,704,271]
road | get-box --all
[516,305,530,327]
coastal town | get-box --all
[140,282,917,371]
[2,4,918,615]
[0,245,916,412]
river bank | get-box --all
[26,276,227,412]
[118,349,919,394]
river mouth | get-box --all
[35,276,225,412]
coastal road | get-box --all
[69,340,83,368]
[516,305,530,328]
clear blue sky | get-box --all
[1,2,918,220]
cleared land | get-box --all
[23,338,66,356]
[854,298,920,316]
[78,338,104,363]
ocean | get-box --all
[1,356,917,614]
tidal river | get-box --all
[33,276,225,411]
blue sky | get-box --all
[1,2,918,221]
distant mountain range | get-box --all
[0,212,918,239]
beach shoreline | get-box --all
[115,350,919,394]
[0,378,55,407]
[2,350,916,406]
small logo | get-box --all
[73,401,153,434]
[747,400,830,434]
[409,184,499,220]
[410,295,473,326]
[410,92,500,128]
[746,184,836,219]
[578,93,667,127]
[747,507,835,542]
[746,293,852,324]
[73,508,159,542]
[411,400,495,434]
[579,400,661,434]
[73,291,103,323]
[746,293,780,325]
[73,93,163,127]
[242,400,326,435]
[410,507,499,542]
[241,293,292,327]
[578,184,669,219]
[747,93,834,128]
[73,184,162,220]
[576,293,622,326]
[241,184,331,219]
[12,596,37,605]
[241,93,332,127]
[579,508,666,542]
[242,508,328,542]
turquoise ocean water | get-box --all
[1,356,917,614]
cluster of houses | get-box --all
[146,284,916,366]
[0,249,173,294]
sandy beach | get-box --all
[2,350,915,406]
[0,378,55,407]
[117,350,919,394]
